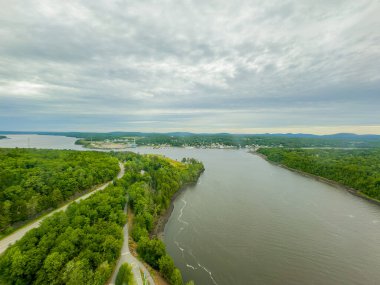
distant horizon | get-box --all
[2,128,380,136]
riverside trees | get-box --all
[114,152,204,285]
[74,133,380,149]
[0,148,119,233]
[258,148,380,201]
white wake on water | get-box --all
[174,200,189,257]
[198,263,218,285]
[174,199,218,285]
[186,264,196,270]
[187,249,218,285]
[178,199,189,225]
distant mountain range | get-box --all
[0,131,379,139]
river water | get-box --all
[2,135,380,285]
[0,134,84,150]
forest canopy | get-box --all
[114,152,204,285]
[0,184,126,285]
[258,148,380,201]
[0,151,204,285]
[0,148,119,233]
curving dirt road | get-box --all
[109,203,155,285]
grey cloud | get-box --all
[0,0,379,133]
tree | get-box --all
[0,200,12,230]
[50,189,63,208]
[115,263,134,285]
[158,255,175,280]
[0,185,126,285]
[0,151,205,285]
[170,268,183,285]
[0,148,120,232]
[62,259,93,285]
[137,237,166,269]
[35,252,66,285]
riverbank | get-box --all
[252,151,380,207]
[152,174,204,239]
[75,138,242,150]
[152,184,189,239]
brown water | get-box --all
[2,136,380,285]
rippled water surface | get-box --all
[2,136,380,284]
[136,148,380,285]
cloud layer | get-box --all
[1,0,379,133]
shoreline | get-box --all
[75,139,241,151]
[152,174,204,239]
[252,151,380,207]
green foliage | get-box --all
[0,148,119,232]
[0,151,203,285]
[76,133,380,148]
[137,237,165,269]
[115,263,134,285]
[170,269,183,285]
[0,185,126,285]
[158,254,178,283]
[75,139,91,147]
[118,153,203,242]
[115,152,204,285]
[6,131,380,148]
[258,148,380,200]
[146,134,380,148]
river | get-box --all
[0,134,84,150]
[1,135,380,285]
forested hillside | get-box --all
[0,151,204,285]
[257,148,380,201]
[0,148,119,233]
[114,152,204,285]
[0,185,126,285]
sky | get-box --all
[1,0,379,134]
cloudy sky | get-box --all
[1,0,379,134]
